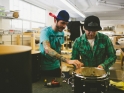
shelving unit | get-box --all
[0,16,20,45]
[1,15,41,50]
[16,32,40,51]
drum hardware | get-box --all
[70,67,110,93]
[61,73,68,83]
[61,71,72,83]
[61,65,75,83]
[67,76,75,85]
[67,76,75,91]
[67,71,76,91]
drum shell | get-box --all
[31,51,41,82]
[74,75,109,93]
[0,45,32,93]
[73,67,109,93]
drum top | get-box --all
[0,45,31,55]
[74,67,106,77]
[31,50,40,54]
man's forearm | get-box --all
[43,40,69,62]
[55,53,70,62]
[45,46,69,62]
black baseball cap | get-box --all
[84,15,102,31]
[49,10,70,22]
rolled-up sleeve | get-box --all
[100,37,117,70]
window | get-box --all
[12,19,22,29]
[31,22,45,28]
[31,5,45,23]
[10,0,46,30]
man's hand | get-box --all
[97,65,103,69]
[66,59,84,69]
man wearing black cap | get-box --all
[71,15,116,72]
[39,10,83,77]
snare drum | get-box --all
[74,67,109,93]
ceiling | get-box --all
[34,0,124,26]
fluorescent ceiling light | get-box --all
[60,0,86,18]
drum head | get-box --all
[74,67,106,77]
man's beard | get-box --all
[56,24,65,31]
